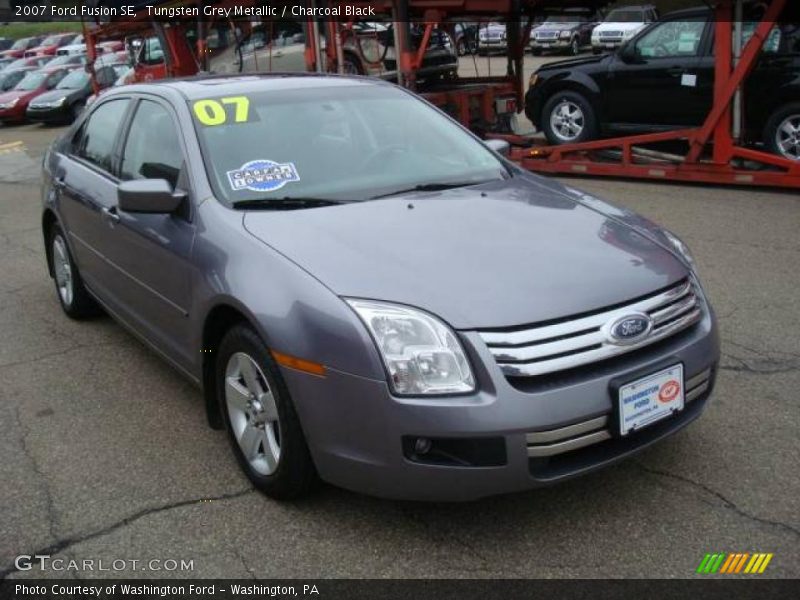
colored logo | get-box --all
[658,380,681,403]
[606,313,652,345]
[696,553,773,574]
[227,159,300,193]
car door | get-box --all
[603,16,711,129]
[55,97,132,305]
[101,96,196,368]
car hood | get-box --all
[31,87,83,104]
[242,179,688,329]
[595,22,645,33]
[538,53,610,73]
[538,23,582,32]
[0,89,32,103]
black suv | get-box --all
[525,7,800,161]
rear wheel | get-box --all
[541,91,598,145]
[216,324,317,499]
[764,103,800,162]
[48,224,99,319]
[569,37,580,56]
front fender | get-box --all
[190,200,385,383]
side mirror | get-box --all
[117,179,185,214]
[485,138,511,158]
[619,42,639,63]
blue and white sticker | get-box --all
[226,159,300,193]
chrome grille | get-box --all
[601,30,624,37]
[536,31,559,40]
[478,280,702,378]
[526,368,711,457]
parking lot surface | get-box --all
[0,61,798,579]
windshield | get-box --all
[605,9,644,23]
[0,70,25,91]
[545,15,583,23]
[192,85,507,206]
[56,69,88,89]
[14,71,47,91]
[11,38,31,50]
[41,35,63,46]
[46,55,84,67]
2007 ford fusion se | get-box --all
[41,74,719,501]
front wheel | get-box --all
[764,103,800,162]
[216,324,317,500]
[569,37,580,56]
[541,91,598,145]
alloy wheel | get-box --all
[550,100,585,142]
[775,115,800,161]
[225,352,282,475]
[52,234,73,307]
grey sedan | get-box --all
[41,74,719,501]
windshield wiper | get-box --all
[370,180,495,200]
[232,197,348,210]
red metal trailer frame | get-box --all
[513,0,800,189]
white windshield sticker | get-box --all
[226,160,300,193]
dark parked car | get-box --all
[0,66,72,124]
[27,65,121,124]
[40,75,717,501]
[530,9,600,56]
[526,8,800,161]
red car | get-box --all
[1,36,43,59]
[24,34,79,57]
[0,67,73,124]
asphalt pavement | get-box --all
[0,69,798,579]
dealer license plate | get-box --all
[618,364,684,436]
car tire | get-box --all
[48,224,100,319]
[541,91,598,146]
[570,37,580,56]
[456,38,467,56]
[216,324,317,500]
[764,103,800,162]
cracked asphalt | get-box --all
[0,120,798,580]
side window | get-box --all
[635,18,707,58]
[120,100,184,189]
[74,99,130,173]
[139,37,164,65]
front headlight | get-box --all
[623,30,637,39]
[663,231,698,273]
[346,299,476,396]
[53,96,66,106]
[560,30,572,39]
[8,97,19,107]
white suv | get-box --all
[592,5,658,54]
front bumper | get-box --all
[284,304,720,501]
[531,38,573,50]
[0,105,26,122]
[479,39,508,52]
[26,104,70,123]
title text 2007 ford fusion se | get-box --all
[41,75,719,501]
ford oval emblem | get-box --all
[606,313,653,345]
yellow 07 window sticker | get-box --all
[192,96,250,126]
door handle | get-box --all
[102,206,120,225]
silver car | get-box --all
[41,75,719,501]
